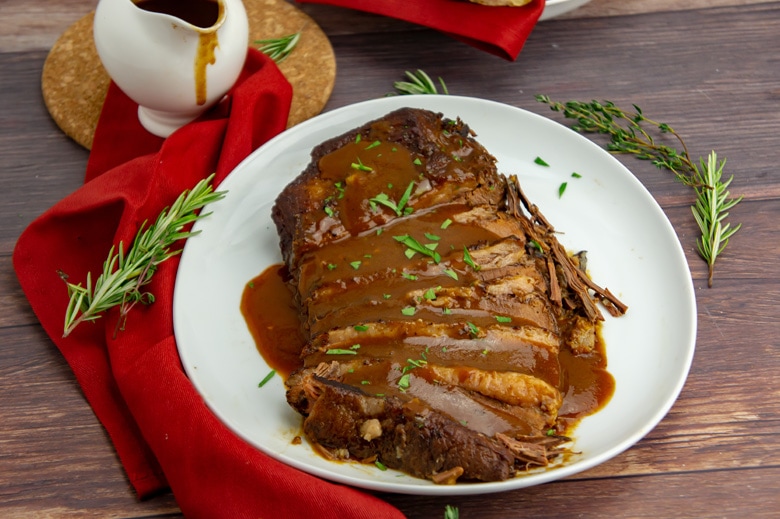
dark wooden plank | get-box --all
[383,466,780,518]
[0,51,89,251]
[3,0,775,53]
[0,325,180,516]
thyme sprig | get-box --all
[255,32,301,63]
[535,96,698,186]
[60,175,226,337]
[536,95,742,286]
[393,70,449,96]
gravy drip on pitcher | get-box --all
[134,0,224,105]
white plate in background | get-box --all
[541,0,592,21]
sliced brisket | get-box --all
[271,107,625,483]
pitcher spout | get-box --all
[132,0,226,32]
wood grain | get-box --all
[2,0,777,52]
[2,1,779,517]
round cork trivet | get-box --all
[42,0,336,149]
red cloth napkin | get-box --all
[14,49,404,519]
[297,0,545,60]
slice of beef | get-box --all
[272,107,625,483]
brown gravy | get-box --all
[240,264,614,435]
[241,264,306,378]
[134,0,220,29]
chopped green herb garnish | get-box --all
[334,181,345,200]
[444,505,460,519]
[462,246,480,271]
[443,268,458,280]
[443,307,452,315]
[376,227,384,236]
[534,156,550,167]
[424,232,441,241]
[375,460,388,471]
[404,248,417,260]
[355,134,362,143]
[324,206,334,217]
[327,263,337,270]
[440,218,453,229]
[351,157,373,172]
[354,324,369,331]
[361,380,370,385]
[466,321,480,337]
[397,373,411,390]
[326,348,358,355]
[571,172,582,178]
[558,182,568,198]
[247,281,255,289]
[413,158,422,166]
[394,234,441,263]
[257,370,276,388]
[369,180,414,217]
[494,315,512,323]
[401,272,418,281]
[365,140,381,150]
[403,357,428,373]
[401,306,416,316]
[397,181,415,215]
[423,288,437,300]
[383,293,392,299]
[529,240,543,253]
[350,260,362,270]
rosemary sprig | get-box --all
[536,95,742,286]
[60,175,226,337]
[255,32,301,63]
[393,70,449,95]
[691,152,742,287]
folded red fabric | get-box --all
[297,0,545,60]
[14,49,404,518]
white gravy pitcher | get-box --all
[93,0,249,137]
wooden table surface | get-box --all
[2,0,779,517]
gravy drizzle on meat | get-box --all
[247,107,627,484]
